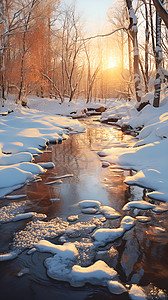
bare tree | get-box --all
[153,0,168,29]
[126,0,142,105]
[43,4,85,102]
[153,0,164,107]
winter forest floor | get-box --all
[0,95,168,300]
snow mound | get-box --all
[36,240,78,258]
[122,201,155,211]
[92,216,135,246]
[107,280,127,294]
[77,200,102,209]
[129,284,147,300]
[70,260,117,287]
[100,206,121,219]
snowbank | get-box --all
[98,93,168,202]
[0,104,84,197]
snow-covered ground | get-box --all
[0,101,84,197]
[100,90,168,202]
[0,94,168,299]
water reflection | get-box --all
[0,117,168,299]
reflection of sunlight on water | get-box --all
[0,116,168,299]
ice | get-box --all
[13,212,35,221]
[12,212,46,222]
[107,280,127,294]
[74,238,95,266]
[122,201,156,211]
[12,217,104,251]
[100,206,121,219]
[50,198,60,202]
[129,284,147,300]
[0,250,20,261]
[45,180,63,185]
[4,194,27,199]
[0,201,28,223]
[12,217,69,250]
[17,267,29,277]
[49,174,74,180]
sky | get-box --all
[64,0,115,33]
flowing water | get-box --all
[0,117,168,300]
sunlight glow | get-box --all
[108,58,117,69]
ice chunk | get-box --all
[13,212,35,221]
[0,250,19,261]
[4,194,27,200]
[45,180,63,185]
[49,174,73,180]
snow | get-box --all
[92,216,135,246]
[67,215,79,222]
[136,216,150,223]
[49,174,73,180]
[129,284,147,300]
[0,201,28,223]
[107,280,127,294]
[45,248,118,287]
[38,162,55,169]
[99,94,168,202]
[0,103,84,197]
[81,208,98,214]
[13,212,35,221]
[122,200,156,211]
[36,240,78,257]
[100,206,121,219]
[0,250,20,261]
[45,179,63,185]
[77,200,102,209]
[70,260,117,287]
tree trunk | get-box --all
[126,0,142,104]
[153,2,163,107]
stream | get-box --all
[0,116,168,300]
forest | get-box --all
[0,1,168,300]
[0,0,167,106]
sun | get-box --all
[108,58,117,69]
